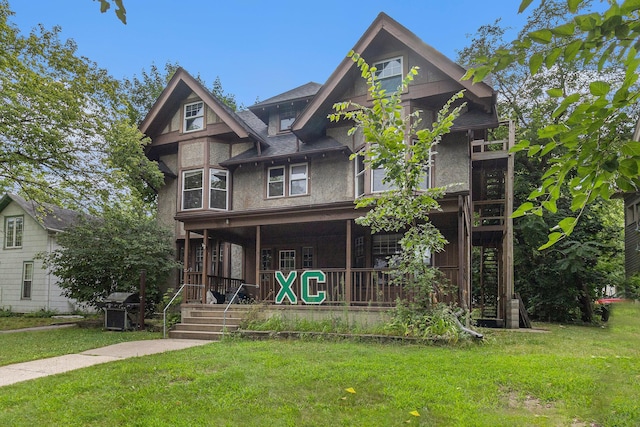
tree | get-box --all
[0,1,162,209]
[465,0,640,249]
[329,52,464,310]
[41,207,180,310]
[459,0,626,322]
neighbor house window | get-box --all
[5,216,23,248]
[302,247,313,269]
[209,168,228,210]
[267,166,285,198]
[289,163,308,196]
[184,101,204,132]
[22,262,33,299]
[279,105,296,131]
[374,57,403,93]
[279,250,296,270]
[182,169,204,210]
[355,155,365,197]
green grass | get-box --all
[0,315,86,331]
[0,326,162,366]
[0,304,638,426]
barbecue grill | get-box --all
[103,292,140,331]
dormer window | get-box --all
[184,101,204,132]
[279,105,296,132]
[374,57,403,93]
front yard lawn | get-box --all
[0,304,638,426]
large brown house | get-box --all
[141,13,518,327]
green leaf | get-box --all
[567,0,582,13]
[519,0,535,13]
[558,217,576,234]
[564,40,583,61]
[545,47,563,68]
[546,88,564,97]
[542,199,558,213]
[589,81,611,96]
[551,22,576,36]
[570,194,587,211]
[529,52,544,74]
[539,232,564,250]
[619,158,639,177]
[512,202,534,218]
[528,29,553,44]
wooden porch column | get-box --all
[255,225,261,298]
[202,229,209,304]
[504,120,516,327]
[345,219,352,305]
[457,195,466,308]
[183,230,191,301]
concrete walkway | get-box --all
[0,339,210,387]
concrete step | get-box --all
[182,316,242,326]
[168,329,225,340]
[173,323,239,333]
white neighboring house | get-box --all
[0,193,81,313]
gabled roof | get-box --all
[292,12,495,140]
[139,67,265,145]
[0,193,81,233]
[249,82,322,127]
[251,82,322,109]
[221,110,347,166]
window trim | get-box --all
[209,168,229,211]
[289,163,308,197]
[267,166,285,198]
[4,215,24,249]
[279,250,296,271]
[278,105,296,132]
[22,261,33,300]
[355,154,365,198]
[373,56,403,93]
[182,169,204,211]
[183,101,205,133]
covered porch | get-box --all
[178,196,471,308]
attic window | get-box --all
[279,105,296,132]
[184,101,204,132]
[374,57,403,93]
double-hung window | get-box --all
[22,262,33,299]
[182,170,204,210]
[209,169,228,210]
[279,250,296,270]
[267,163,309,198]
[374,57,403,93]
[184,101,204,132]
[289,164,308,196]
[267,166,285,198]
[5,216,23,248]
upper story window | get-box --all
[279,105,296,132]
[267,163,309,198]
[355,155,365,198]
[182,169,203,210]
[374,57,403,93]
[267,166,285,198]
[289,163,308,196]
[4,216,24,249]
[184,101,204,133]
[209,169,228,210]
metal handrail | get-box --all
[163,283,204,338]
[223,283,259,337]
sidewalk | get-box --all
[0,339,210,387]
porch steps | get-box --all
[168,305,253,340]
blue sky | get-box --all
[9,1,532,107]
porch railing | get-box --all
[256,267,459,306]
[183,272,245,303]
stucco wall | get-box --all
[0,203,77,313]
[232,152,354,210]
[158,153,179,234]
[434,132,469,193]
